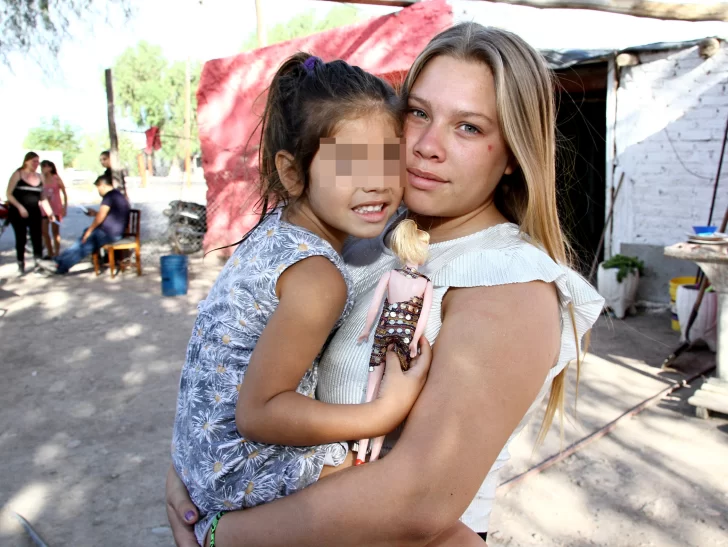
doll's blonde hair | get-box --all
[390,219,429,266]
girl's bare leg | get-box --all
[318,450,354,479]
[355,365,385,465]
[41,219,53,257]
[51,222,61,256]
[424,522,486,547]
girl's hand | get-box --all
[374,337,432,429]
[356,331,370,344]
[18,206,28,218]
[165,464,200,547]
[62,207,67,218]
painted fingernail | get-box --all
[185,510,195,522]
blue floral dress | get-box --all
[171,211,354,545]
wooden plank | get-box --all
[688,392,728,415]
[706,377,728,388]
[701,382,728,395]
[329,0,728,21]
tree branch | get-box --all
[330,0,728,22]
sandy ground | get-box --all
[0,251,726,547]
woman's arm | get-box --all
[198,280,561,546]
[357,272,391,343]
[58,176,68,214]
[5,171,23,211]
[237,257,429,446]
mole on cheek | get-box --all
[488,144,493,152]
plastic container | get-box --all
[676,285,717,351]
[669,276,697,331]
[161,255,189,297]
[692,226,717,235]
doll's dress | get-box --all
[369,266,429,372]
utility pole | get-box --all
[104,68,126,196]
[184,56,192,187]
[255,0,267,48]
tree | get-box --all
[74,132,138,173]
[24,117,81,165]
[0,0,131,66]
[241,5,362,51]
[112,42,201,164]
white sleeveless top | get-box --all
[317,220,604,532]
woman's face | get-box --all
[26,157,40,172]
[403,55,513,220]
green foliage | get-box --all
[112,42,201,162]
[74,132,139,173]
[24,117,81,165]
[241,5,362,51]
[0,0,131,66]
[601,254,645,283]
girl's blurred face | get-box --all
[41,165,51,176]
[403,55,513,220]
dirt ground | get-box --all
[0,251,726,547]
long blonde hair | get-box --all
[390,219,430,265]
[402,23,581,442]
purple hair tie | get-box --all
[303,56,321,74]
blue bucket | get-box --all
[161,255,189,296]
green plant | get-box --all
[601,254,645,283]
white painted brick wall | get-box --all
[611,42,728,253]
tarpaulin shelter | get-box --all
[196,0,452,254]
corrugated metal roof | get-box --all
[542,37,719,69]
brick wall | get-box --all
[611,42,728,254]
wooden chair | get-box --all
[92,209,143,278]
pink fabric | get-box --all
[42,176,64,220]
[196,0,453,255]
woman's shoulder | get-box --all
[427,223,604,319]
[424,223,561,287]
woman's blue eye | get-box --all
[459,124,480,134]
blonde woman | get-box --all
[167,23,604,546]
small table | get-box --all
[664,242,728,417]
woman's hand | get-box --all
[18,205,28,218]
[356,331,370,344]
[166,464,200,547]
[373,337,432,429]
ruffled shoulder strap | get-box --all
[423,224,604,375]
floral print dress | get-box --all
[171,211,353,545]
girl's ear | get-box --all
[275,150,304,197]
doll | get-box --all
[355,219,433,465]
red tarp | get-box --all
[197,0,452,254]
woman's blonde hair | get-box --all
[391,219,430,265]
[402,23,582,443]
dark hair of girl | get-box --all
[211,53,401,255]
[40,160,57,175]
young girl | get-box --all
[171,53,430,547]
[40,160,67,257]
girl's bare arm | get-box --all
[237,257,429,446]
[206,280,560,546]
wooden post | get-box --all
[255,0,267,48]
[184,57,192,187]
[137,154,147,188]
[104,68,125,195]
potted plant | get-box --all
[597,254,644,319]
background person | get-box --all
[48,174,130,274]
[40,160,67,258]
